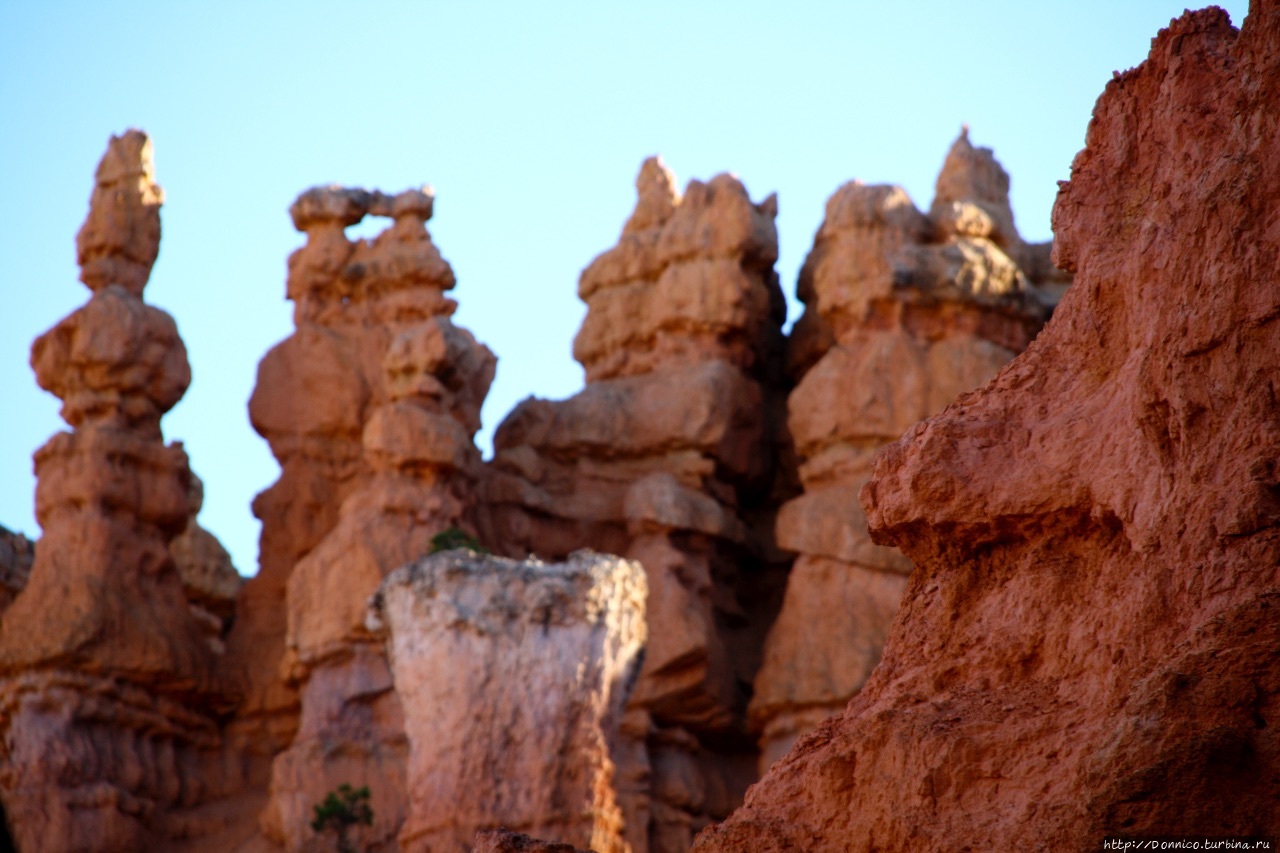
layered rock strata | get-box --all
[749,131,1063,769]
[253,186,496,851]
[696,6,1279,850]
[479,157,789,851]
[0,131,228,852]
[369,550,646,853]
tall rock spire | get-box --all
[0,130,225,851]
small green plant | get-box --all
[310,784,373,853]
[429,526,488,554]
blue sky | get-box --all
[0,1,1250,575]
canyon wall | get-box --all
[695,5,1279,850]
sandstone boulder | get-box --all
[369,550,646,853]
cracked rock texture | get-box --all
[695,5,1280,850]
[370,551,646,853]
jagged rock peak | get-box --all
[75,129,164,297]
[623,155,681,234]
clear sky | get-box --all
[0,1,1250,576]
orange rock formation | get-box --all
[478,157,790,851]
[18,11,1271,843]
[248,186,496,850]
[695,5,1279,850]
[0,131,229,852]
[749,131,1061,769]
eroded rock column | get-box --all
[750,130,1063,769]
[253,187,496,851]
[0,131,226,851]
[370,550,647,853]
[479,157,789,851]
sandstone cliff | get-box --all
[750,131,1061,770]
[695,5,1279,850]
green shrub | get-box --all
[428,526,488,554]
[311,784,373,853]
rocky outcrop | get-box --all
[253,186,496,851]
[695,6,1279,850]
[749,131,1062,769]
[0,131,229,852]
[479,157,790,851]
[369,550,646,853]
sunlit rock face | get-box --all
[0,130,230,852]
[696,7,1280,851]
[750,130,1062,771]
[370,550,647,853]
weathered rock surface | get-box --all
[474,828,596,853]
[696,6,1279,850]
[369,550,646,853]
[170,472,243,652]
[749,132,1063,769]
[0,131,229,852]
[254,185,496,851]
[478,157,790,852]
[0,526,34,613]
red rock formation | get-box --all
[0,526,34,613]
[479,157,789,852]
[749,132,1061,769]
[222,184,482,787]
[252,186,496,851]
[695,5,1279,850]
[370,550,646,853]
[0,131,229,852]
